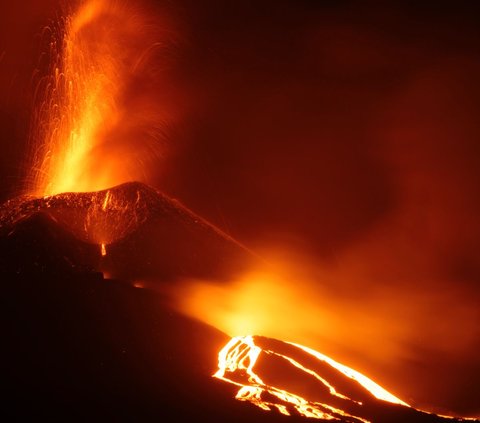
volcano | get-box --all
[0,181,259,282]
[0,182,476,422]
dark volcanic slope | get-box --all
[0,210,297,422]
[0,181,260,282]
[1,186,477,422]
[1,265,284,422]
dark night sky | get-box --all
[1,0,479,417]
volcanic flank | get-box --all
[0,183,476,422]
[0,181,258,282]
[2,0,479,420]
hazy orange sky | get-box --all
[0,0,479,417]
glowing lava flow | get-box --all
[288,342,408,407]
[214,335,409,422]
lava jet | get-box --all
[1,0,478,421]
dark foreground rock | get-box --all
[0,186,476,422]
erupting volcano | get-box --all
[1,0,479,422]
[26,0,173,197]
[1,181,474,422]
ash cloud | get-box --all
[1,0,479,417]
[159,1,480,417]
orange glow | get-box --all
[169,251,479,417]
[171,266,408,363]
[287,342,408,406]
[27,0,174,197]
[214,335,408,421]
[214,336,480,420]
[13,1,478,419]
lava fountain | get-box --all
[4,1,477,422]
[26,0,174,197]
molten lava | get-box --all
[214,335,377,422]
[5,1,477,421]
[214,336,475,422]
[27,0,173,197]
